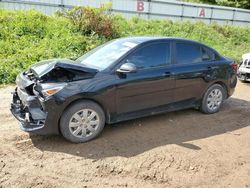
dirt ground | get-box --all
[0,82,250,188]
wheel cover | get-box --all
[69,109,100,138]
[206,88,223,111]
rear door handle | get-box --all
[162,72,171,77]
[207,66,218,70]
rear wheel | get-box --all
[200,84,226,114]
[60,100,105,143]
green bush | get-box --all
[0,7,249,84]
[0,9,103,83]
[58,4,120,39]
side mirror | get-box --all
[116,62,137,73]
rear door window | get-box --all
[202,47,214,61]
[176,42,202,64]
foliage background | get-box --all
[183,0,250,9]
[0,7,250,83]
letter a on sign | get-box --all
[198,8,206,17]
[137,1,144,12]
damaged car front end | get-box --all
[10,59,98,134]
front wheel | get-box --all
[200,84,226,114]
[60,100,105,143]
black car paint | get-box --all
[10,37,237,135]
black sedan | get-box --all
[11,37,237,143]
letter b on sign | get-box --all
[137,1,144,12]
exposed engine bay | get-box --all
[30,59,97,83]
[17,59,98,95]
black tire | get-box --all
[60,100,105,143]
[200,84,226,114]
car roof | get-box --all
[118,37,218,54]
[117,36,216,48]
[118,36,201,44]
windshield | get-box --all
[75,39,138,70]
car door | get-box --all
[172,41,215,105]
[115,41,175,115]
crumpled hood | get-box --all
[30,58,98,78]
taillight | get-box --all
[231,62,238,72]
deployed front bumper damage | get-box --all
[10,87,47,132]
[10,59,97,135]
[10,71,61,135]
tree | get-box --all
[217,0,250,9]
[184,0,250,9]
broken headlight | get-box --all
[35,83,67,98]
